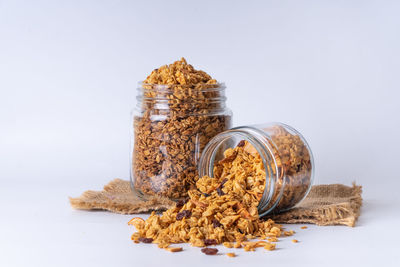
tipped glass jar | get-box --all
[199,123,314,216]
[131,82,232,200]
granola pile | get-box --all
[130,142,292,254]
[132,58,231,199]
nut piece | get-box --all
[165,247,183,252]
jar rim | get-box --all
[234,123,315,215]
[198,127,282,216]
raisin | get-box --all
[138,237,153,243]
[216,187,225,196]
[220,178,228,187]
[204,239,217,246]
[176,210,192,221]
[176,199,186,208]
[237,140,246,147]
[201,248,218,255]
[203,193,210,197]
[212,219,222,228]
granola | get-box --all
[130,143,292,252]
[132,58,231,199]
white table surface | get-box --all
[1,178,399,267]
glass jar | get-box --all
[199,122,314,216]
[131,82,232,200]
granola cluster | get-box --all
[132,58,231,199]
[130,143,292,254]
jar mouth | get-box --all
[198,127,282,216]
[249,122,315,214]
[268,122,315,210]
[136,81,228,110]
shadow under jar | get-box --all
[131,82,232,200]
[199,122,314,216]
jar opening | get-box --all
[198,127,284,216]
[136,82,228,113]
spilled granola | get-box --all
[130,142,291,253]
[132,58,231,199]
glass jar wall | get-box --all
[199,122,314,216]
[131,82,232,200]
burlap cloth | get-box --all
[69,179,362,227]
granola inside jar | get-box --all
[131,58,232,199]
[199,122,314,216]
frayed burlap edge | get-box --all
[268,183,362,227]
[69,178,174,214]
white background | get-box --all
[1,0,400,266]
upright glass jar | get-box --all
[131,82,232,200]
[199,122,314,216]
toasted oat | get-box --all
[127,217,145,228]
[284,230,295,236]
[233,242,242,249]
[226,252,236,257]
[131,232,140,242]
[244,245,255,252]
[158,242,170,249]
[270,227,282,237]
[267,237,278,242]
[223,242,233,248]
[255,241,269,247]
[301,226,308,229]
[264,243,276,251]
[292,239,299,243]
